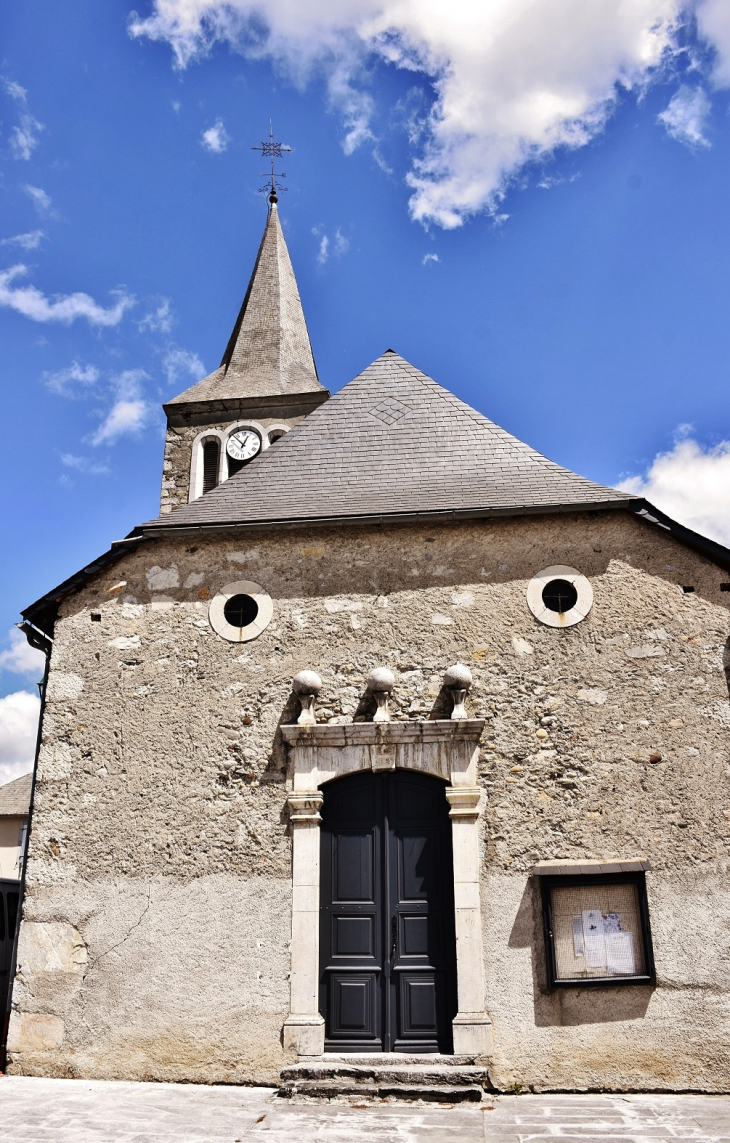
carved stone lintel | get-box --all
[287,791,324,824]
[445,786,482,819]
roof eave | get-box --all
[138,497,639,538]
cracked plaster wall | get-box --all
[7,511,730,1089]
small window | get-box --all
[542,579,578,614]
[209,580,273,643]
[721,584,730,592]
[223,593,259,629]
[202,439,220,494]
[682,585,695,594]
[541,871,655,988]
[268,429,286,445]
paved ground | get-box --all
[0,1078,728,1143]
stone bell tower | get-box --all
[159,192,328,514]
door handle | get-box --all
[390,914,398,961]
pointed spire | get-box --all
[167,203,323,405]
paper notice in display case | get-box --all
[582,909,607,968]
[606,931,635,974]
[572,915,584,957]
[579,910,636,974]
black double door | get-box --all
[319,770,457,1053]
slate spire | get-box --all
[167,202,324,406]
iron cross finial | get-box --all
[251,120,292,204]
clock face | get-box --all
[226,429,261,462]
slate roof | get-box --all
[0,773,32,817]
[167,204,324,405]
[142,350,631,532]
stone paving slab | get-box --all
[0,1079,728,1143]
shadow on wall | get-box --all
[508,879,653,1028]
[724,636,730,699]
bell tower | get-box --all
[159,185,328,514]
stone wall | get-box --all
[8,510,730,1088]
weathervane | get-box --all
[252,120,291,204]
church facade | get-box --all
[7,195,730,1093]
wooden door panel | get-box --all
[332,915,375,958]
[333,832,374,902]
[330,973,378,1039]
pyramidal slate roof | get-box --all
[167,203,324,405]
[142,351,630,532]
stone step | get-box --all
[281,1062,487,1087]
[278,1080,484,1103]
[278,1055,489,1102]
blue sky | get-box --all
[1,0,730,777]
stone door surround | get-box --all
[281,720,492,1058]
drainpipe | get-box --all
[1,620,53,1071]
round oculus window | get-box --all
[526,565,593,628]
[209,580,273,642]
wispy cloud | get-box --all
[0,265,134,327]
[0,230,45,250]
[201,119,229,153]
[60,453,110,477]
[43,360,100,397]
[3,78,43,160]
[91,369,151,445]
[139,297,174,333]
[162,345,204,387]
[129,0,730,228]
[3,78,27,102]
[24,185,53,215]
[0,690,40,786]
[0,628,45,679]
[658,85,712,148]
[313,225,349,265]
[617,430,730,546]
[422,252,439,265]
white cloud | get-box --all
[24,184,53,214]
[129,0,730,228]
[0,265,134,327]
[91,369,150,445]
[44,360,100,397]
[0,230,45,250]
[658,85,711,147]
[162,346,204,387]
[201,119,230,152]
[3,77,27,102]
[0,691,40,787]
[139,297,175,333]
[313,225,349,264]
[11,114,43,160]
[696,0,730,87]
[2,78,43,160]
[60,453,110,477]
[422,252,439,265]
[617,433,730,546]
[0,629,45,680]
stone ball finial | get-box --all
[443,663,473,691]
[366,667,395,693]
[292,670,322,696]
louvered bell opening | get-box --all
[202,439,220,493]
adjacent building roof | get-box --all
[142,350,632,532]
[166,204,324,406]
[0,773,32,817]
